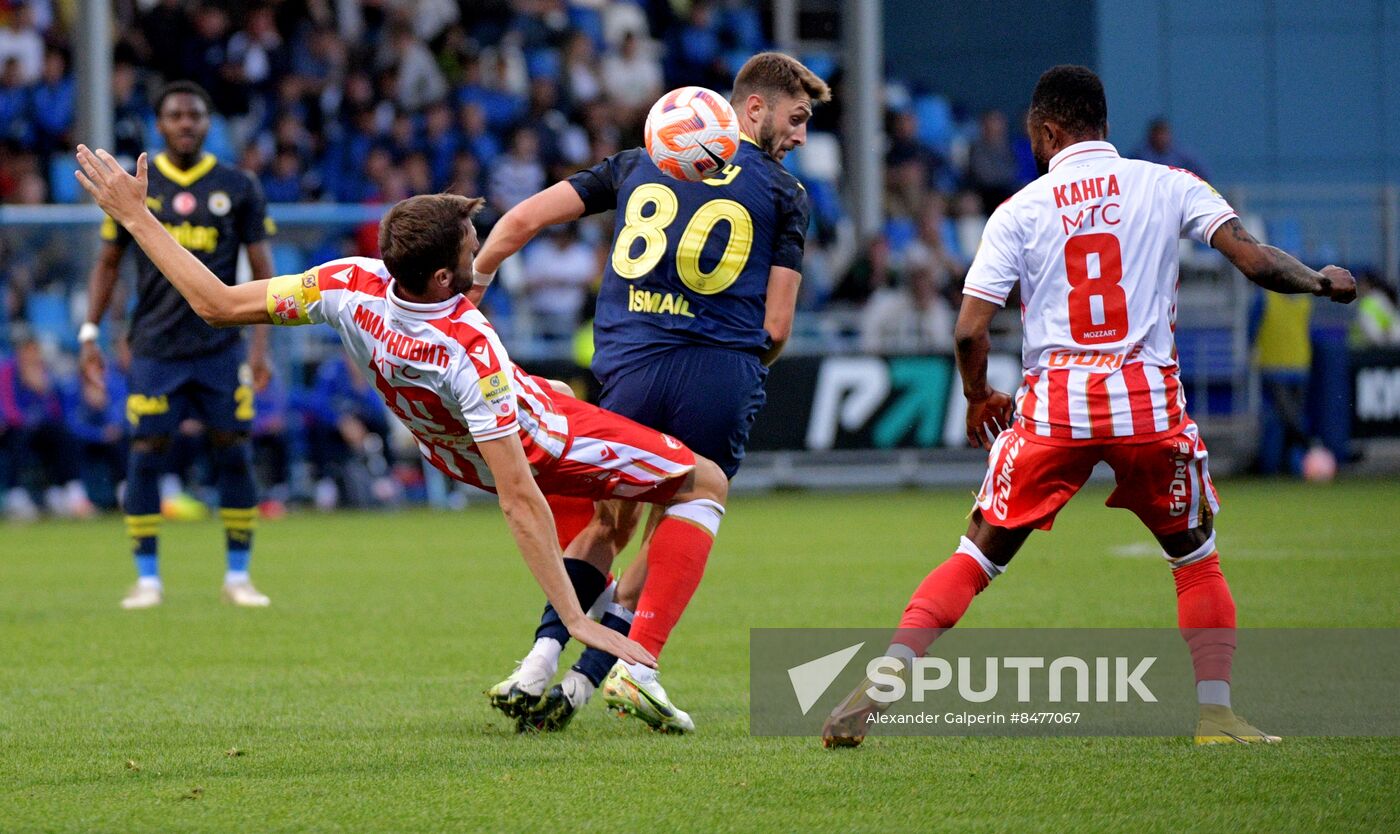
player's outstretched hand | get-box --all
[1317,265,1357,304]
[74,146,149,228]
[569,618,657,669]
[966,389,1014,449]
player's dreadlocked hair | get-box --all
[379,194,485,295]
[154,80,214,115]
[1029,65,1107,137]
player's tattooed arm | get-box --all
[955,296,1014,449]
[1212,218,1356,303]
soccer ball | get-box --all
[644,86,741,182]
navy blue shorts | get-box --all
[126,347,253,439]
[597,347,767,479]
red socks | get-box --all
[628,516,715,657]
[892,551,992,656]
[1173,553,1236,683]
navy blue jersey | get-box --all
[567,139,808,380]
[102,152,273,360]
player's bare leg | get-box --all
[822,512,1030,748]
[599,460,727,733]
[1156,521,1279,744]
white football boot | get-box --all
[121,582,163,610]
[601,661,694,733]
[221,581,271,607]
[486,653,556,719]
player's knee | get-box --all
[690,456,728,506]
[132,436,171,455]
[208,429,250,449]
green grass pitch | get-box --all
[3,479,1398,832]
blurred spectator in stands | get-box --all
[251,370,293,517]
[382,110,418,161]
[69,335,130,510]
[261,146,309,202]
[966,109,1020,211]
[448,148,483,197]
[886,110,955,196]
[458,101,502,167]
[0,4,43,83]
[306,354,397,510]
[28,45,73,154]
[111,60,151,161]
[1132,118,1209,179]
[665,1,724,89]
[135,0,190,82]
[950,190,987,264]
[561,30,602,108]
[380,22,447,111]
[0,57,30,148]
[422,102,459,189]
[181,5,242,117]
[1,331,95,520]
[489,126,545,214]
[226,5,288,125]
[858,201,962,353]
[520,223,599,341]
[1250,289,1314,476]
[602,31,663,120]
[1351,273,1400,347]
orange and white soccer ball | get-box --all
[644,86,740,182]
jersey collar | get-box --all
[386,281,460,319]
[1048,141,1119,172]
[740,132,760,147]
[154,152,217,188]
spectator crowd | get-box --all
[3,0,1382,515]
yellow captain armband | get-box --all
[265,270,321,325]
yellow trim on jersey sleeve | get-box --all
[265,271,321,326]
[154,152,218,187]
[100,214,118,241]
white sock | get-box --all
[527,637,563,674]
[882,643,918,670]
[623,659,657,683]
[587,580,617,621]
[224,570,250,585]
[137,576,162,590]
[1197,680,1230,708]
[663,498,725,536]
[561,670,595,707]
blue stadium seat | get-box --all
[270,243,305,276]
[526,48,561,81]
[566,5,606,52]
[913,95,954,154]
[26,292,72,349]
[799,54,837,86]
[884,217,917,257]
[48,156,80,204]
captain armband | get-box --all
[265,271,321,326]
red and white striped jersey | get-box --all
[963,141,1236,443]
[266,257,569,490]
